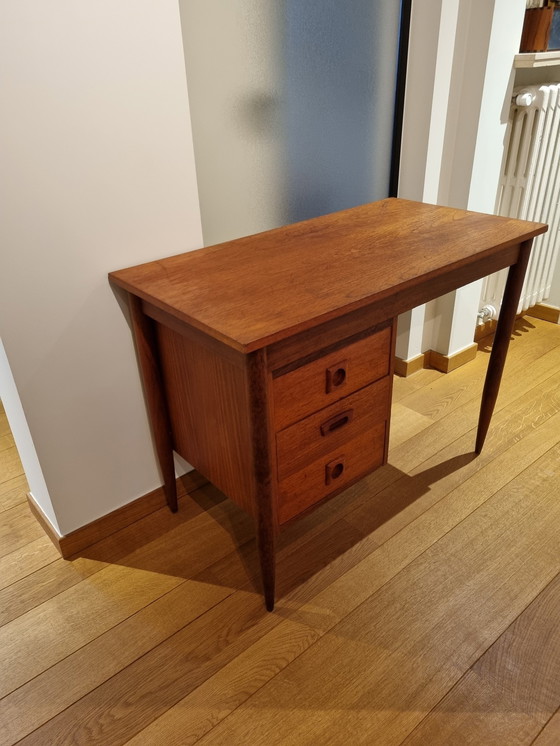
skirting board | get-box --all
[394,353,425,377]
[27,470,208,559]
[394,342,478,377]
[428,343,479,374]
[526,302,560,324]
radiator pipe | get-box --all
[477,305,497,325]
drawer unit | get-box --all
[272,323,392,431]
[276,376,391,481]
[272,324,394,523]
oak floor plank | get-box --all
[0,503,44,560]
[194,508,371,602]
[472,572,560,725]
[0,562,184,699]
[0,580,230,746]
[0,474,28,513]
[0,404,11,438]
[121,373,560,745]
[0,489,260,739]
[392,367,443,402]
[533,711,560,745]
[0,553,109,628]
[0,535,60,591]
[5,486,378,743]
[12,512,370,745]
[389,403,433,449]
[389,347,560,477]
[16,591,281,746]
[397,330,558,451]
[402,572,560,744]
[346,375,560,547]
[279,408,560,635]
[0,486,239,626]
[401,670,542,746]
[399,317,560,422]
[123,618,321,746]
[0,433,14,453]
[0,446,24,488]
[196,444,560,745]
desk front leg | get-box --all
[128,294,178,512]
[476,239,533,454]
[248,349,277,612]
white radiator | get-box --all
[480,84,560,317]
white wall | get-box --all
[396,0,459,361]
[549,267,560,308]
[0,340,59,532]
[179,1,401,247]
[0,1,202,535]
[397,0,527,360]
[431,0,526,355]
[179,0,284,245]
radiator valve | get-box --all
[477,305,497,326]
[515,91,536,107]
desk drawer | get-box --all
[272,324,391,431]
[276,376,391,481]
[278,421,387,524]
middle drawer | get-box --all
[276,375,391,482]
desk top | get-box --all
[109,199,546,353]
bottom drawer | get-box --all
[277,420,387,524]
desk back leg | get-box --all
[476,239,533,454]
[128,294,178,513]
[248,349,277,611]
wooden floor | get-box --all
[1,316,560,746]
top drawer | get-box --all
[272,324,392,431]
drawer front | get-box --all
[276,376,391,481]
[278,422,387,524]
[272,324,392,431]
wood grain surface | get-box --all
[128,294,178,512]
[272,324,391,430]
[403,571,560,744]
[278,423,387,524]
[275,377,391,481]
[109,199,546,352]
[533,713,560,746]
[156,322,255,514]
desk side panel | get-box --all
[155,323,255,515]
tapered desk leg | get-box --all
[128,295,178,513]
[476,240,533,454]
[248,349,277,611]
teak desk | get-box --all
[109,199,547,610]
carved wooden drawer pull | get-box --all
[320,409,354,436]
[326,360,348,393]
[325,456,346,485]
